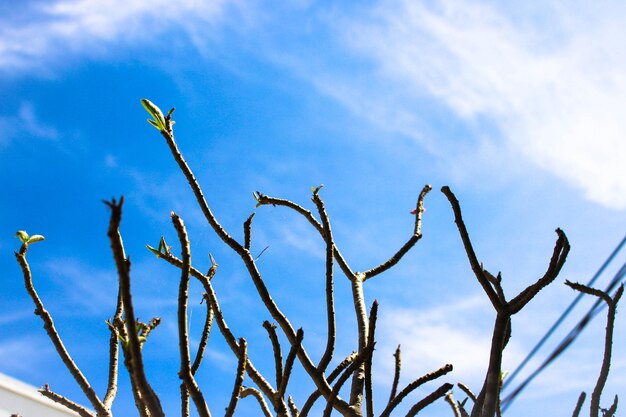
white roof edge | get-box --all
[0,372,84,415]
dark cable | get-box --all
[501,260,626,411]
[502,234,626,392]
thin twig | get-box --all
[103,287,124,410]
[278,329,304,400]
[565,281,623,417]
[457,383,476,403]
[300,352,358,417]
[389,345,402,404]
[263,321,284,389]
[365,300,378,417]
[15,230,109,416]
[445,391,461,417]
[312,191,336,373]
[105,198,164,417]
[156,251,277,402]
[604,395,618,417]
[191,299,214,376]
[405,383,454,417]
[507,229,569,314]
[288,395,299,417]
[362,185,431,281]
[571,392,586,417]
[440,186,502,310]
[225,338,247,417]
[323,345,375,417]
[244,213,255,250]
[241,387,273,417]
[160,116,367,416]
[255,193,355,280]
[40,387,95,417]
[173,212,211,417]
[379,364,453,417]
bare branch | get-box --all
[380,364,453,417]
[288,395,300,417]
[263,321,284,389]
[173,212,211,417]
[507,229,569,314]
[40,387,95,417]
[156,251,277,401]
[441,186,501,310]
[15,224,109,416]
[312,191,336,373]
[241,387,274,417]
[105,198,164,417]
[160,128,243,254]
[191,298,214,376]
[244,213,255,250]
[457,383,476,403]
[103,287,124,410]
[445,391,461,417]
[278,328,304,400]
[323,345,375,417]
[365,300,378,417]
[388,345,402,404]
[255,192,355,279]
[603,395,618,417]
[565,282,623,417]
[572,392,586,417]
[405,383,454,417]
[300,352,358,417]
[225,338,247,417]
[362,184,431,281]
[349,275,369,410]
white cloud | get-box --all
[44,258,118,315]
[374,295,527,389]
[0,102,58,146]
[336,0,626,209]
[0,0,227,73]
[0,336,54,375]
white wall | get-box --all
[0,373,81,417]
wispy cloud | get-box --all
[43,258,118,315]
[374,295,526,388]
[333,0,626,209]
[0,335,54,376]
[0,102,58,146]
[0,0,227,74]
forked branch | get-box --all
[565,281,623,417]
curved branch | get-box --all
[388,345,402,403]
[405,383,454,417]
[380,364,453,417]
[241,387,273,417]
[263,321,284,389]
[565,282,623,417]
[441,186,501,309]
[225,338,247,417]
[40,387,95,417]
[312,191,336,373]
[191,300,214,376]
[173,212,211,417]
[362,185,431,281]
[15,228,109,416]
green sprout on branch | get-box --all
[15,230,45,246]
[140,98,167,132]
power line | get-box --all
[501,246,626,411]
[501,261,625,410]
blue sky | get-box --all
[1,0,625,416]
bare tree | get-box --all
[12,99,621,417]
